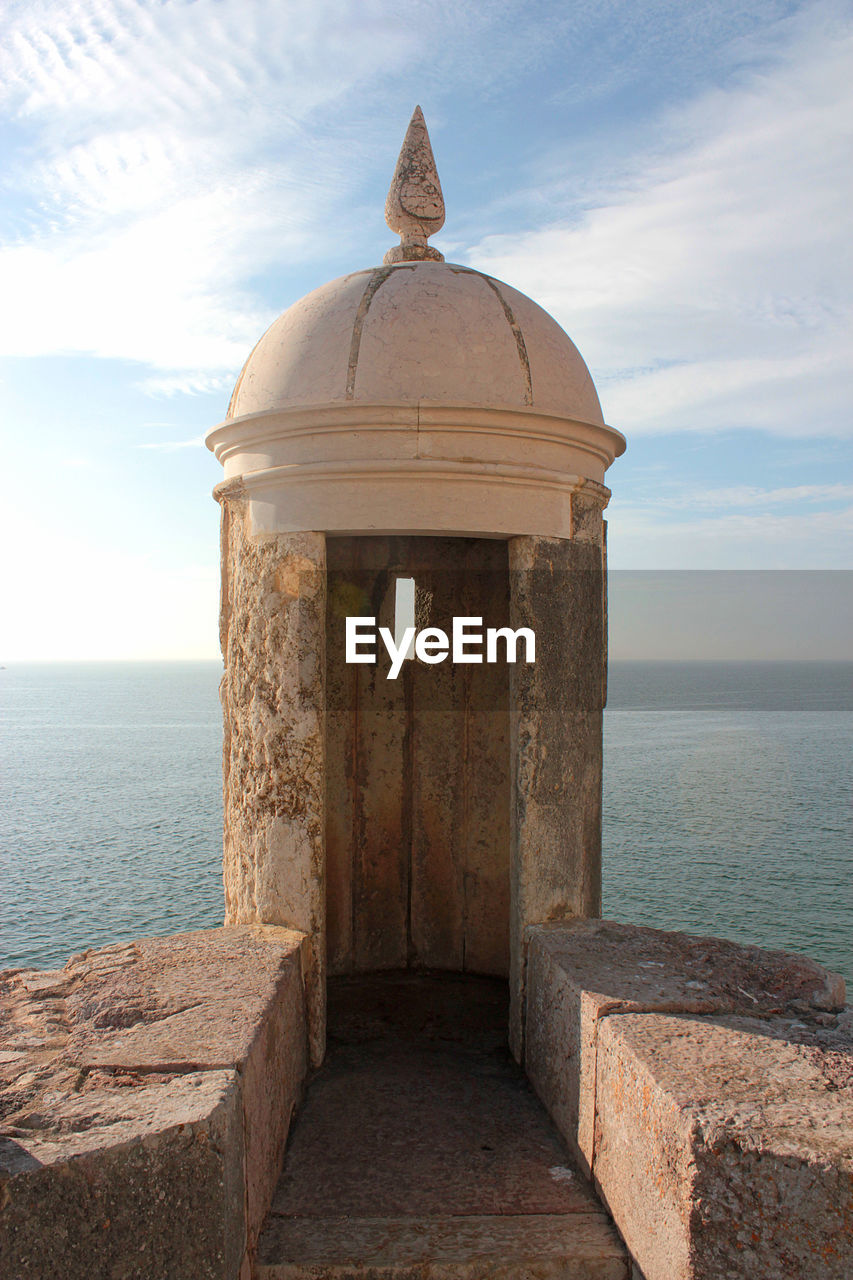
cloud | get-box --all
[608,502,853,568]
[466,4,853,440]
[136,373,236,399]
[1,0,597,382]
[653,482,853,510]
[2,0,850,449]
[0,0,425,373]
[605,474,853,566]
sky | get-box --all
[1,0,851,660]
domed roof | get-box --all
[226,260,605,427]
[206,107,624,541]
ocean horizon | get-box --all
[1,659,850,986]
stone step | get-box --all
[254,975,631,1280]
[255,1212,630,1279]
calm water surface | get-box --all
[604,662,851,983]
[1,660,850,984]
[1,664,223,968]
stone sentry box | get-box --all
[5,111,850,1280]
[206,107,625,1066]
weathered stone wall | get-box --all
[218,482,326,1064]
[326,536,510,978]
[524,919,852,1280]
[217,492,609,1059]
[508,498,607,1057]
[0,927,310,1280]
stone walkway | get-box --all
[256,971,629,1278]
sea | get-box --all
[1,660,851,986]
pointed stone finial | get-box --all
[383,106,445,265]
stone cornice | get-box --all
[222,457,610,501]
[206,401,621,539]
[206,401,625,472]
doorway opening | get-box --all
[325,535,511,980]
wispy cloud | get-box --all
[0,0,424,373]
[466,3,853,440]
[625,482,853,511]
[2,0,850,455]
[609,502,853,569]
[608,472,853,567]
[2,0,597,383]
[138,373,235,398]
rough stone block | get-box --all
[525,919,845,1172]
[0,925,310,1277]
[256,1213,630,1279]
[0,1070,244,1280]
[217,503,327,1068]
[594,1010,853,1280]
[524,919,851,1279]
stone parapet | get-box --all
[595,1008,853,1280]
[524,919,851,1280]
[0,926,310,1280]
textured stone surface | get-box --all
[1,1069,244,1280]
[219,261,610,428]
[525,918,847,1173]
[257,1215,630,1279]
[258,973,629,1279]
[524,919,851,1279]
[508,532,607,1058]
[0,926,309,1278]
[595,1010,853,1280]
[56,929,306,1072]
[207,257,624,542]
[218,484,326,1064]
[383,105,445,264]
[271,973,599,1218]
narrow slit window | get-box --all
[394,577,416,659]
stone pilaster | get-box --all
[217,482,327,1065]
[508,496,607,1059]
